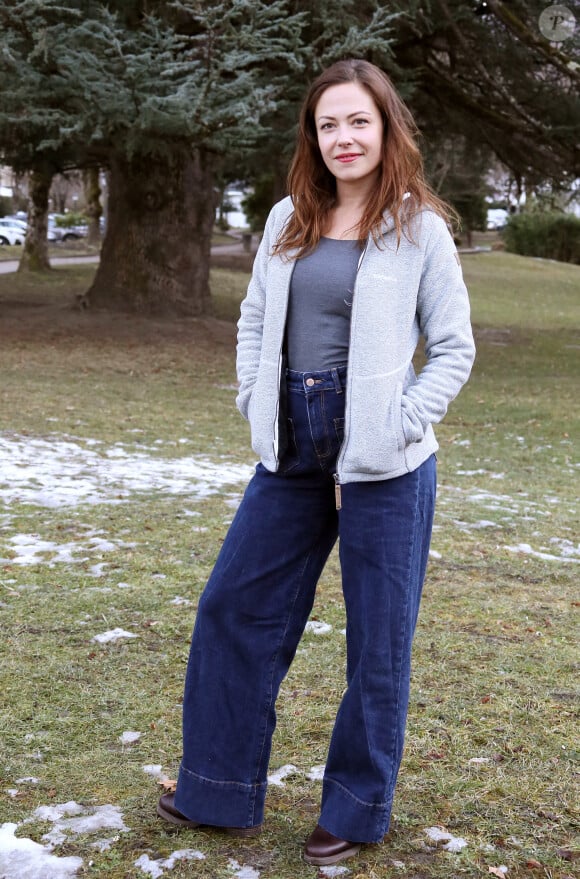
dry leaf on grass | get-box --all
[158,778,177,792]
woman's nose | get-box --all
[337,126,353,145]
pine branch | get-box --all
[485,0,580,86]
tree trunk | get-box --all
[84,166,102,247]
[87,148,215,316]
[18,166,51,273]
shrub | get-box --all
[502,211,580,264]
[54,211,89,228]
[242,174,275,233]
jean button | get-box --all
[305,378,315,387]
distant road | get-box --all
[0,243,253,275]
[0,254,100,275]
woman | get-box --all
[158,58,475,867]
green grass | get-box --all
[0,253,578,878]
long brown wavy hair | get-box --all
[273,59,456,257]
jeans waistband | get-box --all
[285,365,347,393]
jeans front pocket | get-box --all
[278,417,300,474]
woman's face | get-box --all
[314,82,384,191]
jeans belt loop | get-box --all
[331,367,343,394]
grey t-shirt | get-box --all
[286,237,363,371]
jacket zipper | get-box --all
[273,270,293,467]
[333,240,368,509]
[334,473,342,511]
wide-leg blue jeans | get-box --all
[174,366,436,843]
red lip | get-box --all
[335,153,361,163]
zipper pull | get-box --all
[334,473,342,511]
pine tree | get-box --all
[0,0,309,311]
[390,0,579,193]
[1,1,576,310]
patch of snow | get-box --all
[504,543,580,563]
[30,802,129,848]
[1,530,134,568]
[228,858,260,879]
[0,801,129,879]
[424,826,468,852]
[170,596,192,606]
[119,731,141,745]
[306,765,326,781]
[549,537,580,558]
[143,765,169,783]
[304,620,332,635]
[92,628,138,644]
[135,849,205,877]
[6,789,18,797]
[468,757,491,764]
[1,535,85,566]
[0,434,254,508]
[429,549,442,559]
[30,802,84,823]
[15,777,39,784]
[0,822,83,879]
[268,764,298,787]
[91,836,118,851]
[320,867,351,877]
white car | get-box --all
[486,209,508,230]
[3,216,69,243]
[0,218,26,245]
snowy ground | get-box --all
[1,432,577,567]
[0,434,254,509]
[0,762,343,878]
[0,431,576,877]
[0,786,481,879]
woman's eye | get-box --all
[353,118,369,126]
[320,122,334,131]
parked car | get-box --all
[47,218,65,242]
[1,214,91,244]
[3,216,64,243]
[0,218,26,245]
[60,226,88,242]
[5,216,27,232]
[486,208,509,230]
[51,213,88,241]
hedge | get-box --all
[502,211,580,264]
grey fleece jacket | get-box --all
[236,196,475,484]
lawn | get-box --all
[0,252,578,879]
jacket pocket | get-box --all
[345,378,405,474]
[247,358,279,465]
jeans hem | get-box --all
[319,776,391,844]
[174,763,267,828]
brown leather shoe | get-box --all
[157,793,262,838]
[303,823,361,865]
